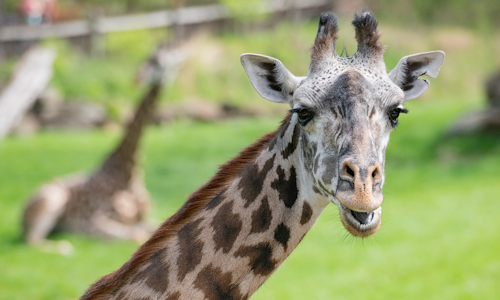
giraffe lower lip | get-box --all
[343,206,379,230]
[351,211,374,225]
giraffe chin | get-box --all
[339,205,382,238]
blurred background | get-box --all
[0,0,499,299]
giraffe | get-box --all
[22,46,184,251]
[81,11,444,299]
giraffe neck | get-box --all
[93,83,162,186]
[81,114,329,300]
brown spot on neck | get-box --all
[250,197,272,234]
[274,223,291,251]
[300,202,313,225]
[281,123,300,159]
[235,242,277,276]
[205,190,226,210]
[177,219,204,281]
[166,291,181,300]
[238,154,276,208]
[193,264,247,300]
[271,166,299,208]
[211,201,243,253]
[130,247,169,294]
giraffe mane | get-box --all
[81,113,293,299]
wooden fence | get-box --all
[0,0,331,42]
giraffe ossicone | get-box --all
[81,11,444,300]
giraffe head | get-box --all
[241,11,444,237]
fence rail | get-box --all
[0,0,330,42]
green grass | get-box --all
[1,97,500,299]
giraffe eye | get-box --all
[291,108,315,126]
[388,106,408,126]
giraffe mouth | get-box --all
[339,205,381,237]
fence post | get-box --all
[89,9,105,56]
[172,0,186,45]
[0,0,3,25]
[0,47,56,138]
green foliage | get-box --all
[0,58,16,89]
[372,0,500,29]
[219,0,267,21]
[41,22,313,112]
[42,29,170,121]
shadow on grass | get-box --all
[441,131,500,155]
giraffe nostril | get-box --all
[345,165,355,178]
[370,163,382,183]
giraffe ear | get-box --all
[241,54,302,104]
[388,51,445,101]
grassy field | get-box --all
[1,96,500,299]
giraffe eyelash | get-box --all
[290,107,315,126]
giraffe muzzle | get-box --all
[335,158,384,237]
[336,159,384,211]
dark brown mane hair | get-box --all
[81,113,293,300]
